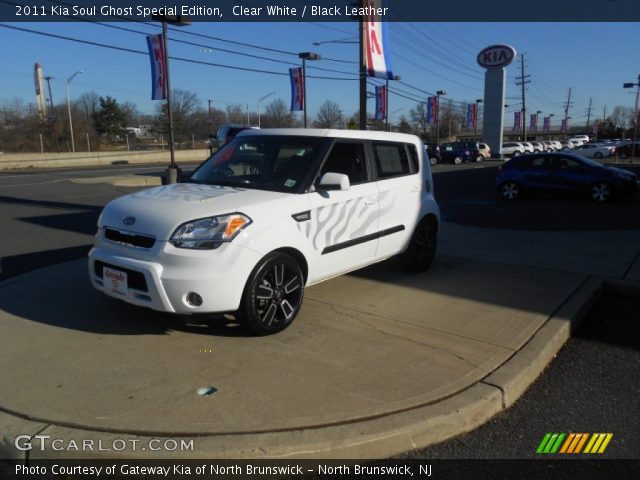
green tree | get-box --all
[93,96,127,140]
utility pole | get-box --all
[585,97,593,135]
[358,0,367,130]
[515,53,531,141]
[207,99,213,154]
[603,105,607,123]
[562,88,573,139]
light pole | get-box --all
[474,98,483,140]
[207,99,213,154]
[385,75,400,131]
[547,113,555,141]
[152,14,191,184]
[298,52,321,128]
[536,110,542,135]
[436,90,446,146]
[623,74,640,159]
[257,91,275,128]
[65,70,83,153]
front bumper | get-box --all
[88,240,262,314]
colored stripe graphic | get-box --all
[537,433,613,454]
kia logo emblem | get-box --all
[122,217,136,226]
[477,45,516,69]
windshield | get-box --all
[190,135,327,193]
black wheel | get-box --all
[475,154,484,163]
[453,156,463,165]
[619,152,628,159]
[238,252,304,335]
[402,217,437,273]
[594,152,603,159]
[430,156,439,166]
[589,182,611,203]
[512,151,520,157]
[500,181,520,200]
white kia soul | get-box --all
[89,129,440,335]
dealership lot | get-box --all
[0,161,639,458]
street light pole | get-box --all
[475,99,482,140]
[298,52,321,128]
[436,90,446,147]
[257,91,275,128]
[65,70,83,153]
[207,99,213,154]
[623,74,640,159]
[536,110,542,135]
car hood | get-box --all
[605,166,636,178]
[99,183,288,239]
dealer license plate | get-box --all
[103,267,128,295]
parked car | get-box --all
[440,142,473,164]
[89,129,440,335]
[542,141,556,152]
[615,142,637,159]
[559,140,574,150]
[424,142,441,165]
[213,125,257,148]
[502,142,525,157]
[478,142,492,160]
[496,152,639,203]
[521,142,535,154]
[529,141,545,152]
[570,135,590,144]
[572,143,614,159]
[551,140,563,151]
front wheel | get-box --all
[475,155,484,162]
[402,217,437,273]
[430,156,439,166]
[453,156,463,165]
[619,152,628,159]
[594,152,603,159]
[590,182,611,203]
[500,181,520,200]
[238,252,304,335]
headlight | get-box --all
[170,213,252,250]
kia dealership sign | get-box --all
[477,45,516,69]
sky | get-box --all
[1,20,639,128]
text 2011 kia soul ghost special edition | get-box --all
[89,129,440,334]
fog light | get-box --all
[186,292,203,307]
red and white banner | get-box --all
[289,67,304,111]
[146,34,167,100]
[375,85,387,120]
[363,0,393,79]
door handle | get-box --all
[364,197,377,205]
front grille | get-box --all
[104,227,155,249]
[94,260,148,292]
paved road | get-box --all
[1,161,639,460]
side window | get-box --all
[372,142,412,179]
[320,142,367,185]
[531,156,546,168]
[407,144,420,173]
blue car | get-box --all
[496,153,639,203]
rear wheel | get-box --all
[475,155,484,162]
[402,217,437,273]
[590,182,611,203]
[238,252,304,335]
[620,152,628,159]
[594,152,603,159]
[500,181,520,200]
[430,156,439,166]
[454,156,463,165]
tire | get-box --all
[589,182,612,203]
[500,181,520,200]
[237,252,304,335]
[512,151,520,157]
[430,156,439,166]
[402,217,437,273]
[620,152,628,160]
[453,156,463,165]
[594,152,603,159]
[475,155,484,163]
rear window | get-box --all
[372,142,412,179]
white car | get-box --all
[521,142,535,153]
[529,141,545,152]
[542,141,556,152]
[573,143,613,159]
[89,129,440,335]
[502,142,525,156]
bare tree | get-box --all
[410,102,429,137]
[261,98,295,127]
[225,104,246,124]
[314,100,343,128]
[609,106,634,132]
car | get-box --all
[551,140,563,151]
[572,143,614,159]
[88,129,440,335]
[529,141,545,152]
[521,142,535,153]
[542,141,556,152]
[570,135,590,144]
[615,142,637,160]
[496,152,639,203]
[478,142,492,160]
[501,142,525,157]
[440,142,473,164]
[424,142,440,165]
[559,140,574,150]
[213,124,257,148]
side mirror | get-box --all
[317,172,350,191]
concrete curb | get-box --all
[0,271,604,459]
[69,175,162,187]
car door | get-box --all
[546,156,588,192]
[306,140,380,281]
[371,141,421,258]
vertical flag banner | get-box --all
[375,85,387,121]
[363,0,393,79]
[593,120,599,135]
[33,63,47,120]
[427,96,438,125]
[466,104,477,128]
[561,118,568,133]
[543,116,551,132]
[530,114,538,131]
[146,34,167,100]
[513,111,521,131]
[289,67,304,111]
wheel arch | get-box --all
[268,247,309,284]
